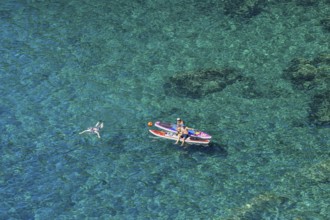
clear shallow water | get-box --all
[0,0,329,219]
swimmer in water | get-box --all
[79,121,104,138]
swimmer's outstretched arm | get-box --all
[79,130,90,134]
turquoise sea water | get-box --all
[1,0,329,219]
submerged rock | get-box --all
[282,54,330,126]
[321,17,330,32]
[163,68,242,98]
[312,53,330,66]
[282,54,330,90]
[296,0,319,6]
[309,90,330,126]
[302,159,330,183]
[282,58,318,90]
[225,159,330,219]
[223,0,266,19]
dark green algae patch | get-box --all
[282,53,330,127]
[163,68,243,99]
[164,53,330,128]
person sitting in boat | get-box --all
[175,125,191,146]
[176,118,185,129]
[79,120,104,138]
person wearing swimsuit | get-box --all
[79,121,104,138]
[175,125,191,146]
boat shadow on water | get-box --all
[183,141,228,158]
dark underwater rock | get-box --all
[163,68,242,99]
[283,54,330,126]
[296,0,319,6]
[223,0,266,18]
[312,53,330,66]
[282,54,330,90]
[320,17,330,32]
[282,58,318,90]
[309,90,330,126]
